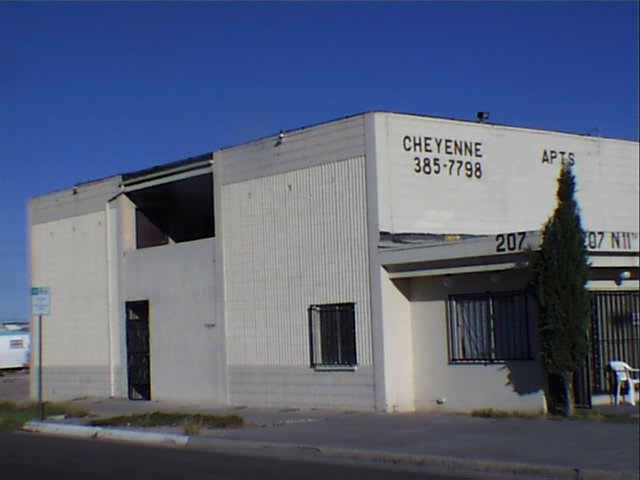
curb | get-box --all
[185,437,631,480]
[21,421,188,447]
[20,422,633,480]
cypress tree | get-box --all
[532,165,591,416]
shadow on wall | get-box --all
[400,271,545,398]
[501,361,544,396]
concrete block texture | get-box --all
[229,365,375,410]
[222,156,372,367]
[30,209,112,400]
[31,366,111,401]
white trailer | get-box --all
[0,330,31,369]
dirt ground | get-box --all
[0,368,30,402]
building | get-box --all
[28,111,639,412]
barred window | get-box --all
[309,303,357,368]
[9,339,24,349]
[447,291,533,363]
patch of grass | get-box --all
[471,408,510,418]
[182,418,204,435]
[0,400,92,432]
[47,403,93,418]
[470,407,638,423]
[470,408,543,419]
[89,411,243,430]
[570,410,638,423]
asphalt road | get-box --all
[2,433,482,480]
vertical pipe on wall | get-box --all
[38,314,43,419]
[105,200,115,397]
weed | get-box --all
[470,406,638,423]
[182,418,203,435]
[89,411,243,429]
[0,400,92,432]
[570,410,638,423]
[470,408,542,419]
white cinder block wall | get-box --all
[28,177,121,400]
[221,157,374,408]
[218,115,375,409]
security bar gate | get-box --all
[574,291,639,408]
[126,300,151,401]
[590,291,640,395]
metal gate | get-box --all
[575,291,639,408]
[589,291,640,395]
[126,300,151,401]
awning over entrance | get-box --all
[379,230,639,285]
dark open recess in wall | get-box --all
[127,173,214,249]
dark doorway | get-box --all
[126,300,151,400]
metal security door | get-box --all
[126,300,151,400]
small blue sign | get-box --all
[31,287,51,316]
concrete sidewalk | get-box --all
[20,396,640,480]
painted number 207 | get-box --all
[495,232,527,252]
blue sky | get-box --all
[1,2,638,321]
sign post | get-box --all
[31,287,50,421]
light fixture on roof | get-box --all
[615,270,631,286]
[476,112,489,122]
[275,130,285,147]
